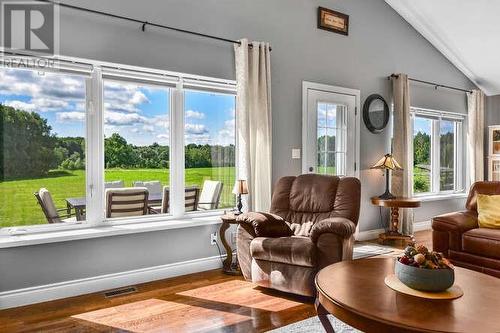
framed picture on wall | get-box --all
[318,7,349,36]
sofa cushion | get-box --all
[250,236,316,267]
[463,228,500,260]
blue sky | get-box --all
[0,68,235,146]
[414,117,454,136]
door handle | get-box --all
[309,167,314,172]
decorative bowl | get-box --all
[395,260,454,292]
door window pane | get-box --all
[440,120,455,191]
[103,80,170,218]
[184,90,236,211]
[413,117,432,193]
[317,102,346,176]
[0,68,87,227]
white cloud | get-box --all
[105,111,147,126]
[103,81,151,113]
[185,110,205,119]
[130,91,149,105]
[4,100,36,112]
[185,123,208,135]
[142,125,155,133]
[215,118,236,145]
[56,112,85,122]
[157,134,169,139]
[0,69,85,102]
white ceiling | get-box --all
[386,0,500,96]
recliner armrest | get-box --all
[432,210,478,233]
[310,217,356,243]
[236,212,292,238]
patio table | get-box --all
[66,192,163,221]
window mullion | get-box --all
[86,67,105,224]
[456,122,463,192]
[170,81,185,217]
[432,119,440,194]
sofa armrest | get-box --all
[310,217,356,243]
[431,210,478,255]
[432,210,478,233]
[236,212,292,238]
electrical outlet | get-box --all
[210,232,217,245]
[292,148,301,159]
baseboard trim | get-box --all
[356,221,431,242]
[0,254,224,310]
[414,220,432,232]
[356,228,385,241]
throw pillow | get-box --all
[477,194,500,229]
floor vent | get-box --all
[103,286,138,298]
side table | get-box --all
[220,213,242,275]
[370,196,421,244]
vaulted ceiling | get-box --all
[386,0,500,96]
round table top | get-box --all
[370,196,421,208]
[315,258,500,333]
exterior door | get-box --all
[302,82,359,177]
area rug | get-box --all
[267,314,360,332]
[352,243,394,260]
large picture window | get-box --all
[411,108,464,196]
[0,57,237,231]
[0,67,87,228]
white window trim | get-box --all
[0,52,237,239]
[0,211,226,249]
[411,107,467,200]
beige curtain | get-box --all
[467,89,485,184]
[234,39,272,211]
[391,74,414,235]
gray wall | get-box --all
[0,0,475,292]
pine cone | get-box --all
[416,244,429,255]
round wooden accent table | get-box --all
[315,258,500,333]
[371,197,421,244]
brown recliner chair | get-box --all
[432,181,500,278]
[236,174,361,297]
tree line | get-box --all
[0,105,234,180]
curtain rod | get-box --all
[37,0,271,51]
[388,74,472,94]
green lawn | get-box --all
[0,167,235,228]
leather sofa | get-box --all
[432,181,500,278]
[236,174,361,297]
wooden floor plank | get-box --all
[0,230,431,333]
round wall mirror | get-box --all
[363,94,389,133]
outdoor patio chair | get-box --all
[104,180,125,189]
[133,180,162,196]
[197,180,223,210]
[34,188,77,224]
[105,187,149,218]
[150,186,200,214]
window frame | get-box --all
[410,107,467,198]
[0,53,237,235]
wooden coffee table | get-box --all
[315,258,500,333]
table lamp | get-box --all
[232,180,248,215]
[371,153,402,199]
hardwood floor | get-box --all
[0,230,431,333]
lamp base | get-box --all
[378,190,396,200]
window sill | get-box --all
[413,193,468,202]
[0,214,224,249]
